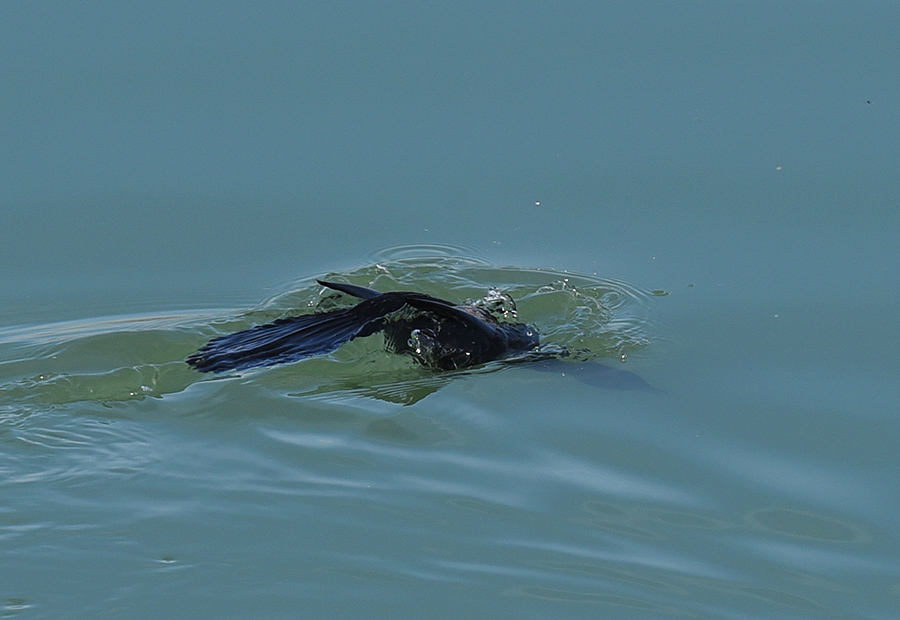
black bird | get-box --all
[187,280,543,373]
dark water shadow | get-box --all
[320,358,663,406]
[526,359,664,395]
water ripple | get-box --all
[0,246,661,408]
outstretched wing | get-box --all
[186,282,501,373]
[317,279,381,300]
[316,281,499,339]
[187,290,414,373]
[186,307,380,373]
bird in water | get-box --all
[187,280,548,373]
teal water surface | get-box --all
[2,245,897,619]
[2,2,900,619]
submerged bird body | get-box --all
[187,280,541,373]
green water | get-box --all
[2,2,899,619]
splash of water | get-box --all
[0,245,663,408]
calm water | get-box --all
[3,3,899,619]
